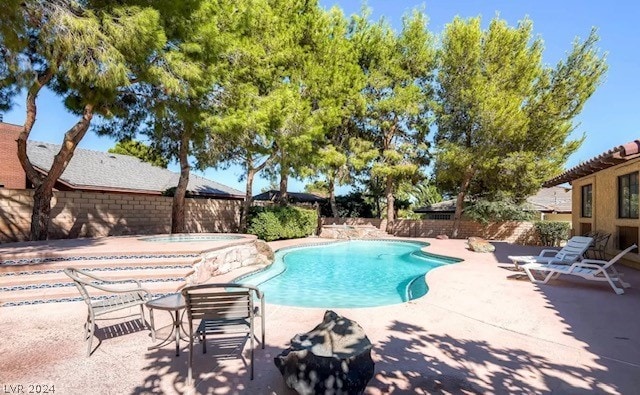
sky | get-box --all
[3,0,639,195]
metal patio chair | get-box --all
[64,267,154,356]
[588,231,611,260]
[181,283,265,382]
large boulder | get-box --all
[274,310,375,395]
[255,239,275,261]
[467,237,495,253]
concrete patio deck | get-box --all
[1,237,639,394]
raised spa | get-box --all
[138,234,245,243]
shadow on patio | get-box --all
[371,319,622,394]
[488,241,640,393]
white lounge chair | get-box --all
[508,236,594,269]
[522,244,636,294]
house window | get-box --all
[580,222,592,236]
[618,226,639,252]
[581,184,592,218]
[618,172,639,219]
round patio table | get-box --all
[147,293,190,356]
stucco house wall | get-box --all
[545,140,640,268]
[572,157,640,257]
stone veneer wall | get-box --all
[322,217,537,244]
[321,217,387,230]
[0,189,241,242]
[186,239,274,286]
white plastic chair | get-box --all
[508,236,594,268]
[522,244,636,294]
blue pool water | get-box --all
[236,240,461,308]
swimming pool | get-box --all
[236,240,461,308]
[138,234,245,243]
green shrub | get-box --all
[247,206,317,241]
[246,210,283,241]
[464,197,536,224]
[534,221,571,246]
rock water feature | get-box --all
[274,310,375,395]
[185,239,274,285]
[319,224,389,239]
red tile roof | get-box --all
[544,140,640,187]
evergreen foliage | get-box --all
[247,206,318,241]
[108,139,168,168]
[1,3,608,240]
[535,221,571,247]
[1,0,171,240]
[464,196,536,224]
[319,192,376,218]
[350,11,436,231]
[434,16,606,236]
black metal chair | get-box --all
[587,231,611,260]
[181,283,265,382]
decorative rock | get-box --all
[467,237,495,253]
[255,239,275,261]
[274,310,375,395]
[436,234,449,240]
[319,225,389,239]
[185,240,274,285]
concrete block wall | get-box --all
[321,217,537,244]
[0,189,241,242]
[392,219,537,244]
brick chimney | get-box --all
[0,121,27,189]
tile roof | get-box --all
[414,186,572,214]
[544,140,640,187]
[27,141,244,198]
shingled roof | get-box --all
[544,140,640,187]
[414,186,572,214]
[27,141,244,199]
[253,190,326,203]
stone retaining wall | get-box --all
[186,240,274,285]
[0,189,241,242]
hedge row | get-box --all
[246,206,318,241]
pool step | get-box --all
[0,266,191,286]
[0,256,199,275]
[1,277,187,302]
[0,255,196,307]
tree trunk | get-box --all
[20,97,94,240]
[30,184,54,241]
[242,167,256,232]
[242,153,274,232]
[171,132,190,234]
[385,176,395,234]
[278,162,289,206]
[451,168,474,239]
[328,176,338,218]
